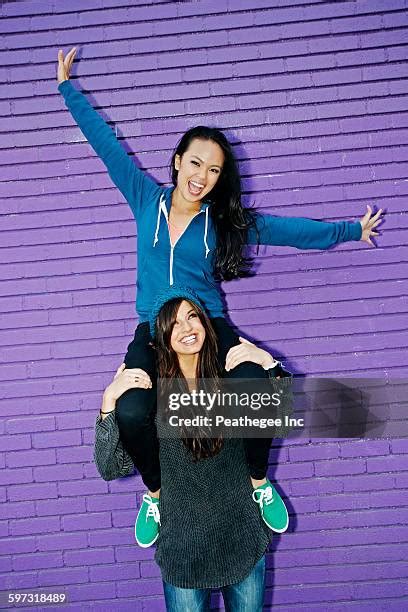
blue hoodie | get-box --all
[58,80,362,322]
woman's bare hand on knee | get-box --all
[225,337,276,371]
[101,364,152,417]
[108,364,152,398]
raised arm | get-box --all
[57,47,161,221]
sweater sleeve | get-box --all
[58,79,161,221]
[247,212,362,249]
[94,411,135,481]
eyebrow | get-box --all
[175,308,197,322]
[191,154,222,169]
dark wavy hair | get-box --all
[168,126,259,280]
[155,297,224,462]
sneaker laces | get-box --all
[143,494,161,525]
[252,485,274,509]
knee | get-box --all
[115,388,155,430]
[226,361,268,379]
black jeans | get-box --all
[115,318,274,492]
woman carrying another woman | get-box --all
[94,287,293,611]
[58,47,384,546]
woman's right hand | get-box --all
[107,363,152,400]
[100,364,152,417]
[57,47,77,84]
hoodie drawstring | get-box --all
[152,192,210,286]
[153,193,166,247]
[204,206,210,258]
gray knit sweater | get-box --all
[94,375,292,589]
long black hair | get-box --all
[169,126,259,280]
[155,297,224,462]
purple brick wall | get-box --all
[1,0,408,609]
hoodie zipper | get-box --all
[167,210,203,285]
[154,191,209,286]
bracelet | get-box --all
[100,409,115,415]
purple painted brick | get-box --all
[289,443,339,462]
[12,552,63,572]
[0,500,35,520]
[275,462,314,479]
[3,571,40,590]
[89,528,133,548]
[89,562,140,582]
[56,445,93,464]
[38,532,88,552]
[140,561,161,578]
[111,510,134,528]
[391,439,408,453]
[117,578,163,598]
[86,493,134,512]
[64,547,115,567]
[0,557,12,572]
[68,582,116,602]
[32,429,82,449]
[0,536,36,554]
[0,467,32,485]
[62,512,111,532]
[8,482,58,502]
[38,567,89,587]
[33,463,84,482]
[0,521,9,537]
[1,434,31,451]
[6,448,56,468]
[6,416,56,434]
[115,546,155,562]
[35,496,86,517]
[352,580,407,600]
[10,515,60,536]
[367,454,408,473]
[58,478,108,497]
[314,458,366,477]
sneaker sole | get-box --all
[135,531,159,548]
[262,510,289,533]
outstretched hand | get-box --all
[57,47,77,84]
[359,205,384,247]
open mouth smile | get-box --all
[180,334,198,345]
[188,181,205,195]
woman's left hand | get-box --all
[359,205,384,247]
[225,337,276,371]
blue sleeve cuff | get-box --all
[57,79,73,95]
[350,221,362,241]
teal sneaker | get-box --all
[252,480,289,533]
[135,493,161,548]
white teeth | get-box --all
[189,181,204,195]
[181,334,196,344]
